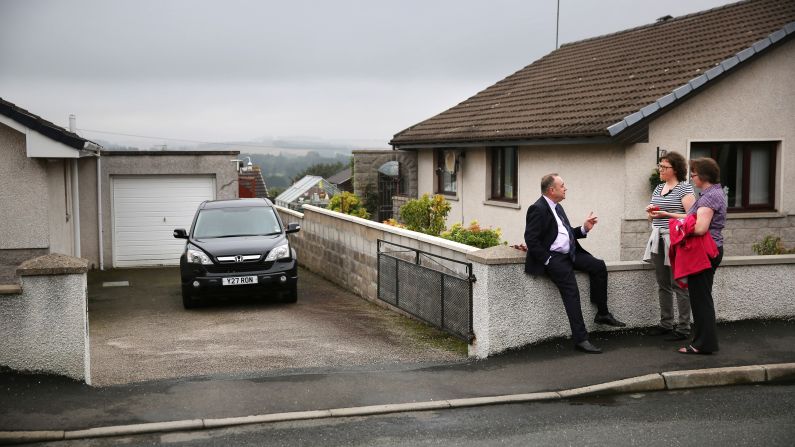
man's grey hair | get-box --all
[540,173,559,194]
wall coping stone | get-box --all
[465,246,795,270]
[296,205,479,255]
[17,254,89,276]
[466,245,524,265]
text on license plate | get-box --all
[222,276,258,286]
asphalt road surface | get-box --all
[37,383,795,446]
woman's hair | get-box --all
[661,151,687,182]
[690,157,720,183]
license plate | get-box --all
[222,276,258,286]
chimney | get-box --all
[69,114,76,133]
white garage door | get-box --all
[112,176,215,267]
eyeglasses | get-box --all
[658,164,673,170]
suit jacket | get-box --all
[524,196,589,275]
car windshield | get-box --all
[192,206,282,239]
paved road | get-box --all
[88,267,465,386]
[30,383,795,446]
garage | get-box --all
[112,175,215,267]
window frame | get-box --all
[489,146,518,203]
[435,149,457,196]
[690,140,777,212]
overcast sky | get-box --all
[1,0,736,149]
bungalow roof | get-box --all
[0,97,99,150]
[391,0,795,147]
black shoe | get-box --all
[664,330,689,341]
[646,326,673,336]
[594,313,626,327]
[575,340,602,354]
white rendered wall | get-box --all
[0,273,89,381]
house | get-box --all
[327,166,353,193]
[238,165,270,199]
[1,97,241,271]
[352,150,418,222]
[389,0,795,261]
[275,175,340,211]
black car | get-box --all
[173,198,300,309]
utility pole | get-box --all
[555,0,560,49]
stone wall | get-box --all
[276,205,477,305]
[468,246,795,358]
[0,254,90,382]
[620,214,795,260]
[352,150,418,203]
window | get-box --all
[436,149,457,196]
[490,146,517,202]
[691,141,776,211]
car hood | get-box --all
[191,235,287,257]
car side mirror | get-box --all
[173,228,188,239]
[285,223,301,234]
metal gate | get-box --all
[377,239,475,341]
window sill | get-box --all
[483,200,521,209]
[440,195,459,201]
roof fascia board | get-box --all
[394,137,615,150]
[608,22,795,137]
[0,114,82,158]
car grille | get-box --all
[204,262,274,274]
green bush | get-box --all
[441,221,504,249]
[649,168,661,193]
[752,235,795,255]
[399,194,451,236]
[328,191,370,219]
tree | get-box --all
[291,161,347,183]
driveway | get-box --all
[88,267,466,386]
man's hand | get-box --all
[583,211,598,232]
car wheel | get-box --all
[283,283,297,303]
[182,287,199,309]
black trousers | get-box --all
[545,251,609,343]
[687,246,723,353]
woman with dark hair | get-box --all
[676,157,726,355]
[644,152,695,340]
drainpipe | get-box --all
[69,115,81,258]
[87,143,104,270]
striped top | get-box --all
[688,183,727,247]
[649,182,695,229]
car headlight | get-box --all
[264,243,290,262]
[186,244,213,265]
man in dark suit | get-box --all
[524,173,625,354]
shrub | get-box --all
[328,191,370,219]
[752,235,795,255]
[399,194,451,236]
[382,218,405,228]
[441,221,504,249]
[649,168,661,193]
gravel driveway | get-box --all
[88,267,466,386]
